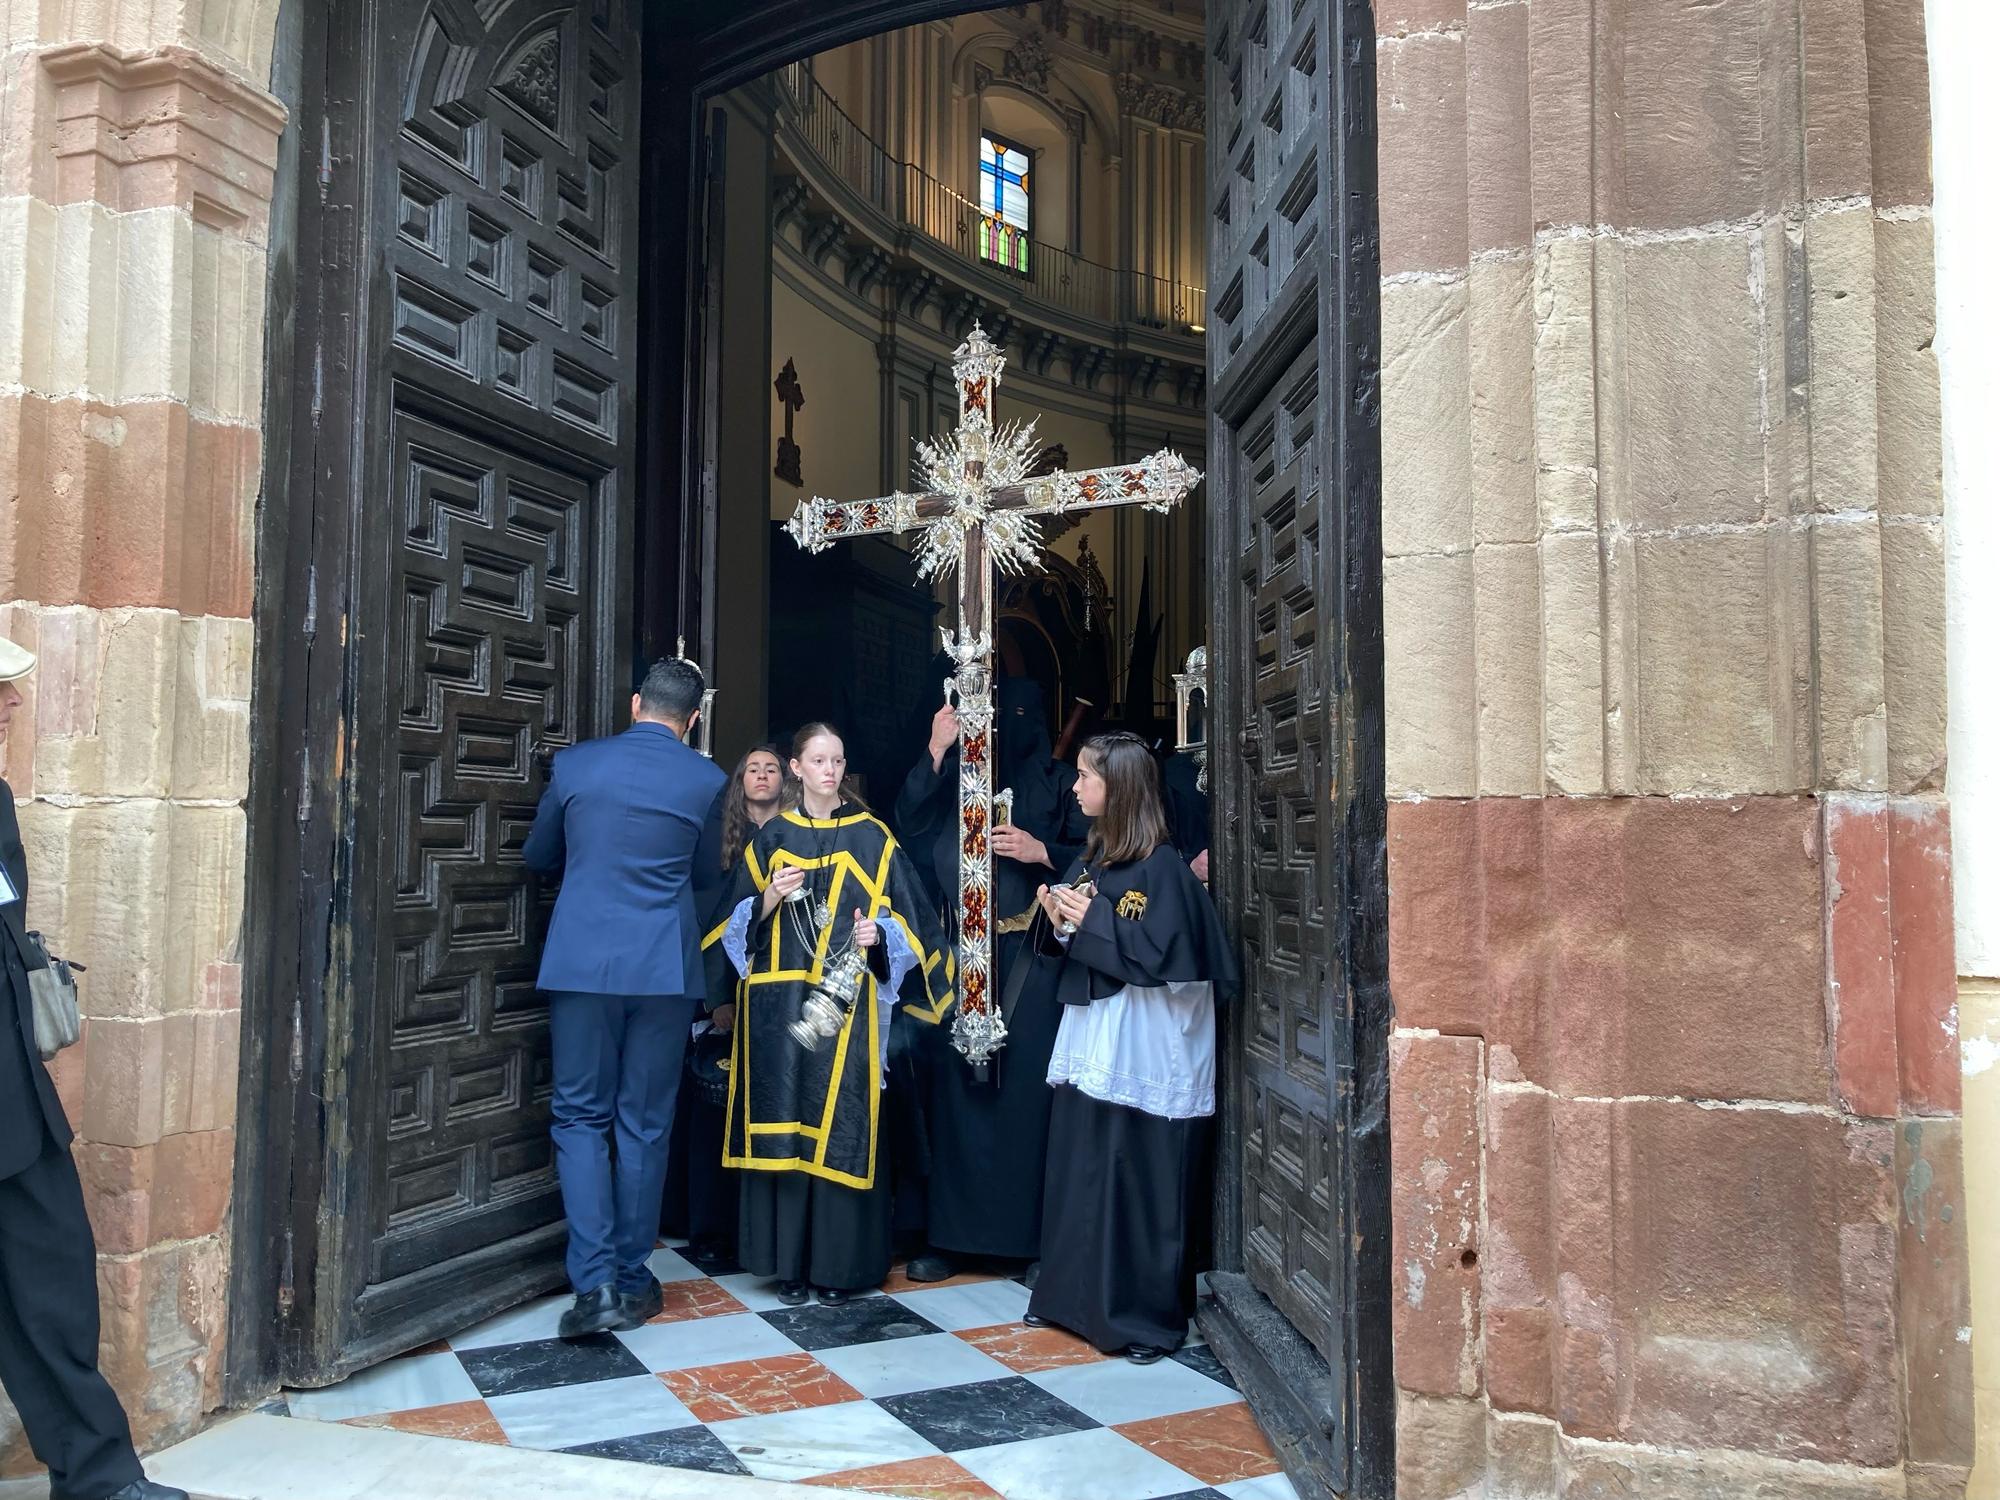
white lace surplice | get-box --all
[1045,980,1216,1120]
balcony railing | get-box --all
[775,64,1207,334]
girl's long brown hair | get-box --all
[1080,731,1170,866]
[783,721,872,814]
[721,744,787,871]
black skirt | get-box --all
[661,1086,737,1249]
[1027,1084,1208,1353]
[738,1168,891,1291]
[922,933,1062,1260]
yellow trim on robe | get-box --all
[719,811,907,1189]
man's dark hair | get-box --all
[638,657,705,723]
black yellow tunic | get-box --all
[706,806,949,1287]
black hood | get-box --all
[996,677,1053,781]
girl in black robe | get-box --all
[666,745,787,1270]
[1023,732,1239,1361]
[711,724,949,1304]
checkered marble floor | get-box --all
[279,1243,1296,1500]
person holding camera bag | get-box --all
[0,637,185,1500]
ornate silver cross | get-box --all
[783,323,1202,1064]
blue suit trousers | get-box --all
[548,992,695,1295]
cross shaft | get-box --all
[782,324,1202,1065]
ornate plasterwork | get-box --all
[1115,72,1206,131]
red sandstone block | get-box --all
[1482,1085,1555,1414]
[1825,795,1898,1117]
[0,393,258,617]
[1377,33,1470,278]
[1465,0,1531,254]
[1896,1118,1975,1466]
[1602,0,1802,231]
[1547,1097,1618,1440]
[1889,799,1959,1115]
[1611,799,1827,1101]
[1387,798,1488,1037]
[1388,796,1832,1104]
[1390,1032,1485,1396]
[1612,1101,1900,1467]
[75,1140,153,1256]
[150,1129,234,1242]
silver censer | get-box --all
[790,942,869,1050]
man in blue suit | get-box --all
[524,657,728,1337]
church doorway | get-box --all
[234,2,1386,1495]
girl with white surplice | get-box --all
[1020,731,1239,1363]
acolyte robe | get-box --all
[1024,843,1240,1353]
[706,805,949,1288]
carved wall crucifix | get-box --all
[773,357,806,486]
[783,324,1201,1065]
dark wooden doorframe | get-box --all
[234,11,1388,1490]
[234,0,648,1394]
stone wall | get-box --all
[1377,0,1972,1494]
[0,0,282,1471]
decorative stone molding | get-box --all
[1007,0,1205,81]
[36,42,288,232]
[1002,29,1055,93]
[971,56,1088,140]
[1115,72,1204,132]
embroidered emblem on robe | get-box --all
[1117,889,1149,921]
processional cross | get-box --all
[783,324,1202,1065]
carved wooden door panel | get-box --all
[304,0,641,1379]
[1201,0,1391,1494]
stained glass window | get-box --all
[978,133,1032,275]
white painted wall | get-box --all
[1931,0,2000,978]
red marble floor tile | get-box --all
[399,1339,453,1358]
[344,1399,509,1446]
[801,1455,1005,1498]
[955,1321,1113,1374]
[662,1352,863,1422]
[879,1262,1001,1295]
[643,1278,749,1324]
[1114,1401,1281,1485]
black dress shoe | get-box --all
[904,1251,955,1283]
[97,1481,189,1500]
[620,1279,664,1327]
[1022,1312,1051,1328]
[817,1286,852,1306]
[1125,1343,1168,1365]
[558,1284,626,1339]
[776,1279,811,1306]
[685,1239,736,1273]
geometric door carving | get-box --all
[1201,0,1389,1493]
[1227,348,1342,1367]
[312,0,639,1372]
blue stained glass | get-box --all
[979,134,1032,262]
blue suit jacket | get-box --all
[523,722,728,1000]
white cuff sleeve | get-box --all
[723,896,758,976]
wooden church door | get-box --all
[1198,0,1394,1495]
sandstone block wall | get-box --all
[0,1,281,1471]
[1377,0,1971,1494]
